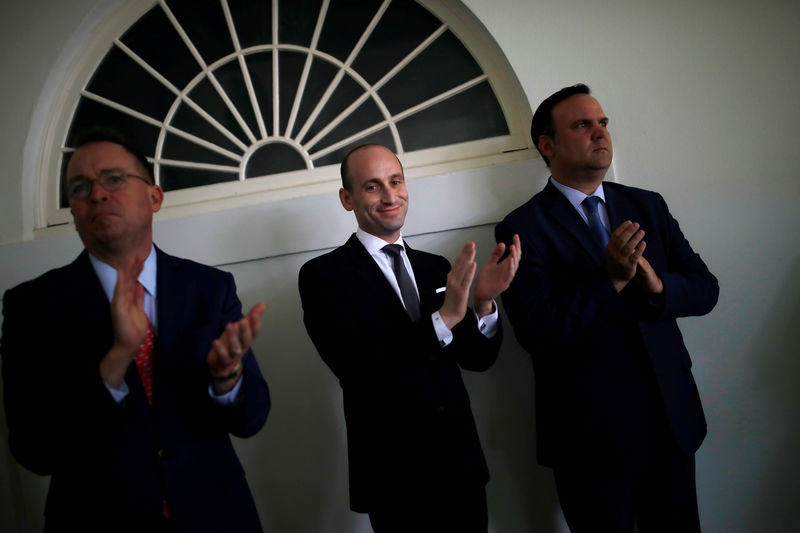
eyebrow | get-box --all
[66,167,127,182]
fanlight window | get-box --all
[46,0,531,225]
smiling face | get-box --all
[339,145,409,243]
[67,141,163,263]
[539,94,613,192]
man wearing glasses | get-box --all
[1,127,270,532]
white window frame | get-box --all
[35,0,534,237]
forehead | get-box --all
[552,94,606,124]
[66,141,140,179]
[348,146,403,185]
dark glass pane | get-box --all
[160,166,238,191]
[378,30,483,114]
[279,0,323,47]
[161,133,242,167]
[62,98,161,207]
[175,78,248,153]
[317,0,381,62]
[293,57,337,136]
[119,5,199,90]
[313,127,395,168]
[86,45,175,120]
[213,59,261,139]
[396,81,509,152]
[278,52,307,134]
[243,52,273,134]
[312,97,384,150]
[302,74,366,143]
[165,0,234,65]
[229,0,271,49]
[352,0,442,85]
[245,142,308,178]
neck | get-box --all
[551,169,606,195]
[86,239,153,270]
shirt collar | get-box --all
[355,228,404,256]
[550,176,606,210]
[89,245,157,302]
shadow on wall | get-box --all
[749,256,800,529]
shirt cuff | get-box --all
[475,300,499,339]
[104,380,129,404]
[431,310,454,348]
[208,375,243,405]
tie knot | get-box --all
[582,195,602,211]
[382,244,403,258]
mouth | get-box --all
[378,205,402,215]
[91,211,119,223]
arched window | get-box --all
[40,0,532,230]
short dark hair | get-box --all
[63,126,155,186]
[340,144,402,191]
[530,83,591,166]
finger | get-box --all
[625,230,645,254]
[509,235,522,263]
[451,243,476,283]
[634,240,647,259]
[224,322,244,357]
[246,303,266,333]
[486,242,506,264]
[610,221,639,247]
[210,338,230,364]
[454,242,475,270]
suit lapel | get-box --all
[70,251,155,425]
[405,243,441,314]
[541,181,606,266]
[603,183,636,231]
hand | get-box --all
[474,234,521,317]
[207,303,266,394]
[605,221,646,292]
[100,257,148,389]
[439,242,477,329]
[635,255,663,294]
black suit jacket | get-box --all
[1,247,270,532]
[298,234,501,512]
[496,181,718,470]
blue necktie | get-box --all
[382,244,421,322]
[582,196,610,248]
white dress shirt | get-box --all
[90,245,241,404]
[550,177,611,232]
[355,229,499,347]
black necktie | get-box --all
[582,196,610,248]
[382,244,421,322]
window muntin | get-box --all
[43,0,532,227]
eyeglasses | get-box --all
[67,172,153,200]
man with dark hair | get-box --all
[2,127,271,532]
[299,144,520,532]
[496,85,718,531]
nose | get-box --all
[380,187,395,204]
[591,123,608,141]
[87,179,109,202]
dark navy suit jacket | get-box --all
[496,181,718,470]
[1,247,270,532]
[298,234,501,512]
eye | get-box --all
[105,174,125,185]
[68,180,90,197]
[365,184,377,192]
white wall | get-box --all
[2,1,799,531]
